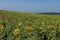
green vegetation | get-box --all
[0,10,60,40]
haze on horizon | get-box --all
[0,0,60,12]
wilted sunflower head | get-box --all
[13,29,20,36]
[0,25,4,30]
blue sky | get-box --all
[0,0,60,12]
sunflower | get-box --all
[47,25,53,29]
[48,33,52,37]
[41,21,45,26]
[13,29,20,36]
[18,22,22,26]
[0,25,4,30]
[24,26,33,31]
[40,27,44,30]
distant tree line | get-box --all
[37,12,60,15]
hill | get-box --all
[0,10,60,40]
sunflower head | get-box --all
[24,26,33,31]
[41,21,45,26]
[13,29,20,36]
[0,25,4,30]
[48,33,52,37]
[18,22,22,26]
[47,25,53,29]
[40,27,44,30]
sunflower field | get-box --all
[0,10,60,40]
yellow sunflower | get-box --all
[48,33,52,37]
[18,22,22,26]
[41,21,45,26]
[40,27,44,30]
[0,25,4,30]
[24,26,33,31]
[47,25,53,29]
[13,29,20,36]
